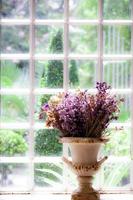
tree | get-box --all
[35,129,62,156]
[46,29,63,88]
[69,60,79,87]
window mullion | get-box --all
[29,0,35,192]
[63,0,69,191]
[63,0,69,91]
[97,0,104,190]
[97,0,103,82]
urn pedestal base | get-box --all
[71,176,100,200]
[72,192,100,200]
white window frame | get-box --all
[0,0,133,194]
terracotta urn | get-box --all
[60,137,108,200]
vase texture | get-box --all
[61,137,108,200]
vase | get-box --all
[60,137,108,200]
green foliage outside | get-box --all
[1,61,21,87]
[1,60,29,88]
[103,0,131,19]
[1,95,28,122]
[104,163,129,187]
[69,60,79,88]
[0,0,29,18]
[35,129,62,156]
[71,0,98,19]
[35,163,63,187]
[0,130,28,156]
[46,59,63,88]
[1,26,29,53]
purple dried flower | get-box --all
[41,103,49,112]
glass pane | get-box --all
[70,0,98,19]
[1,26,29,53]
[104,94,130,123]
[69,60,96,89]
[118,94,131,123]
[69,25,98,54]
[0,60,29,88]
[35,60,63,88]
[103,0,131,19]
[35,26,63,54]
[35,0,64,19]
[0,0,29,19]
[34,162,63,188]
[103,162,130,188]
[103,60,131,89]
[35,95,52,122]
[103,128,130,157]
[35,129,62,156]
[0,163,29,190]
[0,95,29,123]
[67,168,77,189]
[0,129,29,157]
[103,25,131,54]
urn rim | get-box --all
[60,137,109,144]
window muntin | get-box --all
[0,0,133,192]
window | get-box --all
[0,0,133,193]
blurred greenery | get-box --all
[69,60,95,89]
[69,25,98,54]
[104,163,130,187]
[0,130,28,156]
[103,61,131,88]
[0,163,29,187]
[1,60,29,88]
[35,129,62,156]
[0,0,29,18]
[103,129,130,156]
[70,0,98,19]
[103,26,131,54]
[1,95,28,122]
[35,0,64,19]
[1,61,20,87]
[69,60,79,87]
[35,163,63,187]
[103,0,131,19]
[1,26,29,53]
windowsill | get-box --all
[1,194,133,200]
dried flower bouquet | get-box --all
[39,82,123,138]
